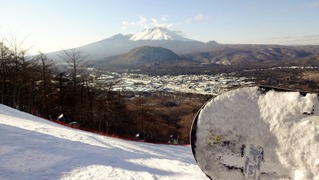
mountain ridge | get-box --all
[46,28,219,61]
[44,27,319,69]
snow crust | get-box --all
[130,27,192,41]
[0,104,207,180]
[195,87,319,180]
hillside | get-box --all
[184,45,319,65]
[97,46,183,65]
[89,43,319,75]
[0,104,207,179]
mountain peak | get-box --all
[129,27,192,41]
[110,33,125,39]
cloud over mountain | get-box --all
[186,14,205,23]
[122,16,174,30]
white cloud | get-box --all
[151,17,173,29]
[194,14,204,21]
[160,15,169,21]
[121,21,135,30]
[186,14,205,23]
[122,16,175,30]
[151,18,158,24]
[121,16,148,30]
[137,16,147,28]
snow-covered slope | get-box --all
[130,27,192,41]
[0,104,207,180]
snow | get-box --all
[0,104,207,180]
[195,87,319,180]
[130,27,192,41]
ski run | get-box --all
[0,104,207,180]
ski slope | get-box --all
[0,104,207,180]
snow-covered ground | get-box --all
[0,104,207,180]
[96,72,254,95]
[195,87,319,180]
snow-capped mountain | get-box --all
[129,27,192,41]
[46,28,219,62]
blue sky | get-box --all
[0,0,318,54]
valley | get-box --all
[95,71,255,95]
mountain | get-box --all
[0,104,206,179]
[44,27,319,69]
[97,46,183,65]
[183,45,319,65]
[46,27,219,61]
[130,27,193,41]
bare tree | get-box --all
[58,48,90,121]
[0,41,13,104]
[59,48,89,89]
[0,33,32,109]
[2,33,31,108]
[33,51,55,117]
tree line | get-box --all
[0,37,138,138]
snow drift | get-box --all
[194,87,319,180]
[0,104,207,180]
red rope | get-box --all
[49,119,190,146]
